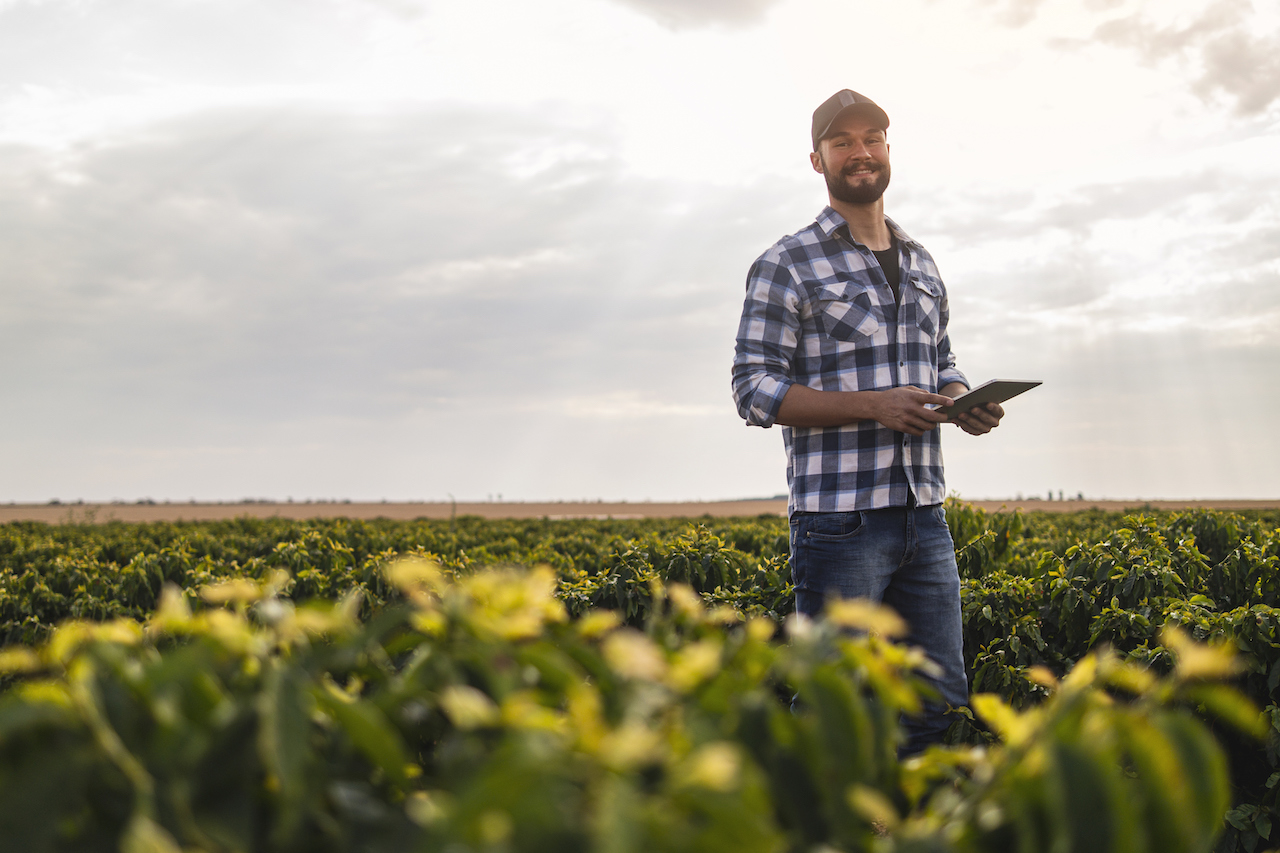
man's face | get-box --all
[809,113,890,205]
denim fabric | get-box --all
[789,503,967,755]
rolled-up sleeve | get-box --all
[731,255,799,428]
[935,288,969,391]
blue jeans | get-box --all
[789,504,968,755]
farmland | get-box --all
[1,502,1278,852]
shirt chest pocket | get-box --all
[909,277,942,339]
[814,284,880,342]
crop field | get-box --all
[1,502,1278,852]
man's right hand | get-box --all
[774,384,953,432]
[867,386,952,436]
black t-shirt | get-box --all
[872,236,900,304]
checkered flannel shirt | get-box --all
[731,207,968,513]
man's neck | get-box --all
[829,197,890,250]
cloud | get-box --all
[601,0,783,30]
[968,0,1053,28]
[884,158,1280,393]
[0,104,810,451]
[1092,2,1280,115]
[912,164,1273,243]
[964,0,1280,116]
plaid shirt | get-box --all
[732,207,968,513]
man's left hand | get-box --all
[954,402,1003,435]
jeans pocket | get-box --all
[801,511,865,542]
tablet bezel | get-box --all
[935,379,1042,421]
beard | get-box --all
[824,160,891,205]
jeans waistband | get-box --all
[791,501,939,519]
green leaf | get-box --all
[1048,741,1127,853]
[1124,716,1196,853]
[0,692,77,742]
[257,660,312,840]
[120,814,182,853]
[1184,685,1266,738]
[315,684,413,786]
[1155,713,1230,851]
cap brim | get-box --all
[813,103,890,148]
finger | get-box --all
[962,407,999,426]
[967,409,999,427]
[904,417,934,435]
[956,413,989,435]
[901,386,953,407]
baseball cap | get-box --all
[811,90,890,150]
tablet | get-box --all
[935,379,1041,421]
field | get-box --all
[4,497,1280,524]
[1,502,1278,852]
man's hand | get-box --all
[938,383,1004,435]
[867,386,952,436]
[953,402,1004,435]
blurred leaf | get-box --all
[603,631,667,682]
[1162,626,1243,680]
[406,790,451,828]
[0,648,42,674]
[1100,659,1156,695]
[1050,741,1127,853]
[0,692,77,741]
[667,639,722,692]
[257,660,311,839]
[439,685,499,730]
[1184,684,1266,738]
[577,610,621,639]
[971,693,1032,746]
[826,598,907,638]
[1156,714,1230,847]
[200,578,262,606]
[315,682,414,786]
[677,742,742,792]
[847,784,900,831]
[1026,665,1058,689]
[120,815,182,853]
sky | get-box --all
[0,0,1277,504]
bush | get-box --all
[0,563,1259,853]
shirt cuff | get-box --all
[939,368,969,391]
[743,376,793,428]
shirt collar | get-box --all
[815,206,919,249]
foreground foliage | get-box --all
[0,562,1258,853]
[3,505,1280,851]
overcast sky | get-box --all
[1,0,1277,503]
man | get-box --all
[731,89,1004,753]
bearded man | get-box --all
[731,89,1004,754]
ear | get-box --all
[810,150,824,174]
